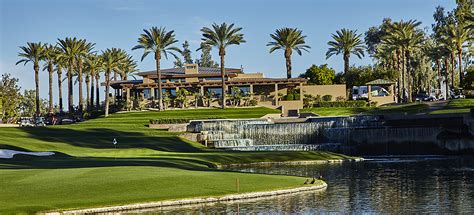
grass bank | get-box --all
[302,99,474,116]
[0,107,346,213]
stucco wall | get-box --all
[302,85,346,101]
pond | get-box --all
[134,156,474,214]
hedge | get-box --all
[149,116,221,124]
[315,100,369,108]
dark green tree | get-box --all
[0,74,22,123]
[299,64,335,85]
[195,43,218,67]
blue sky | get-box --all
[0,0,456,103]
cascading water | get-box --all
[189,116,382,151]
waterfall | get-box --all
[190,115,444,152]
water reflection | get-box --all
[130,156,474,214]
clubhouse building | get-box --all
[109,63,348,110]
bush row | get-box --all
[314,100,375,108]
[149,116,221,124]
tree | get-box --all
[182,40,193,64]
[200,22,245,108]
[16,42,45,116]
[85,54,101,109]
[20,89,47,117]
[326,29,365,76]
[195,43,218,67]
[77,40,95,112]
[57,37,83,113]
[299,64,335,85]
[446,23,471,86]
[267,28,310,78]
[101,48,125,117]
[326,28,365,98]
[132,26,181,111]
[175,88,190,108]
[0,74,22,123]
[42,44,57,113]
[53,47,66,112]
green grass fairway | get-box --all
[303,99,474,116]
[0,107,342,213]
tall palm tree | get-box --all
[42,44,57,113]
[118,54,138,80]
[382,20,423,102]
[76,40,95,112]
[132,26,181,111]
[447,23,472,85]
[101,48,125,117]
[95,68,101,108]
[267,28,310,78]
[16,42,45,116]
[200,23,245,108]
[54,47,66,112]
[326,28,365,99]
[57,37,83,113]
[85,54,101,109]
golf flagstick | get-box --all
[113,138,117,160]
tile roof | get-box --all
[136,67,241,76]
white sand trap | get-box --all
[0,149,55,159]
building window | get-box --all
[207,88,223,98]
[143,88,151,99]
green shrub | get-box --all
[249,99,258,106]
[322,95,332,101]
[149,116,221,124]
[315,100,368,107]
[336,96,345,101]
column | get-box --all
[249,84,253,94]
[126,87,130,102]
[274,84,279,106]
[200,86,204,95]
[299,83,303,102]
[150,87,155,100]
[367,85,372,102]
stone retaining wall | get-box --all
[47,183,327,214]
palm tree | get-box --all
[200,23,245,108]
[57,37,83,113]
[447,23,471,85]
[118,54,138,80]
[42,44,57,113]
[76,40,95,112]
[382,20,423,102]
[54,47,66,112]
[132,26,181,111]
[326,28,365,99]
[267,28,310,78]
[16,42,45,116]
[101,48,125,117]
[85,54,101,109]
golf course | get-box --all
[0,107,351,213]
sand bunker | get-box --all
[0,149,54,159]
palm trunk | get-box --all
[396,50,402,103]
[78,58,84,113]
[68,60,74,114]
[406,50,412,102]
[445,57,449,98]
[105,70,110,117]
[343,52,350,100]
[220,50,226,109]
[34,61,40,116]
[155,52,163,111]
[458,50,463,86]
[57,65,63,112]
[436,59,442,91]
[48,62,54,113]
[95,74,100,108]
[90,71,95,109]
[401,49,406,102]
[86,75,90,111]
[285,49,292,79]
[451,51,455,89]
